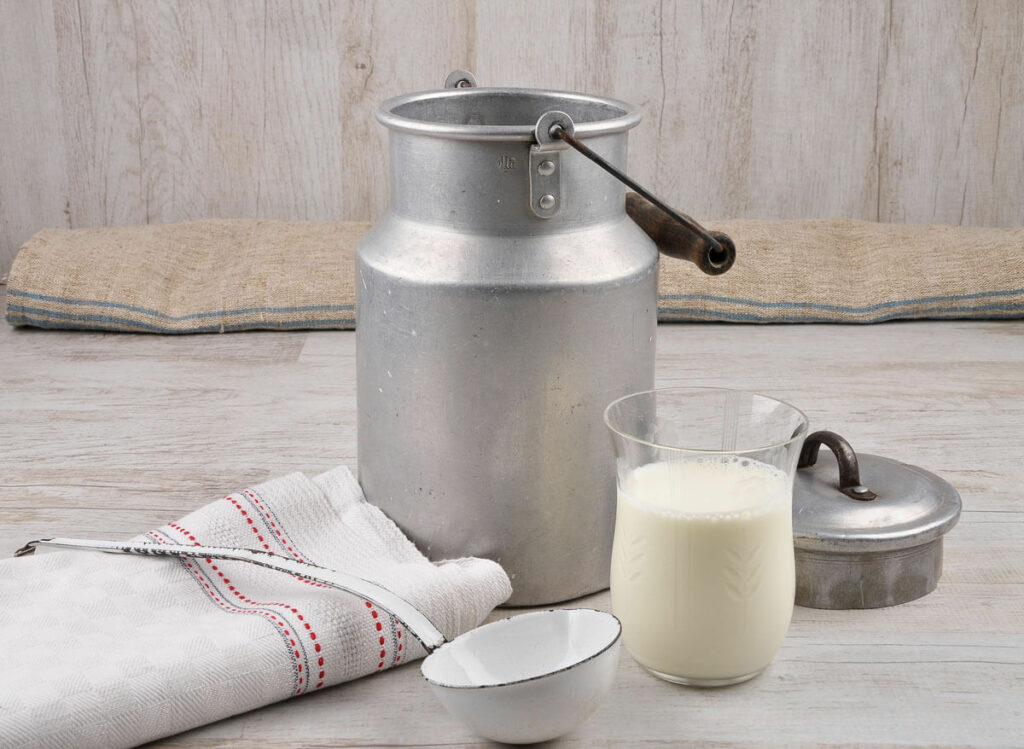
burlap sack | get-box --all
[5,217,1022,332]
[5,220,363,333]
[661,218,1024,323]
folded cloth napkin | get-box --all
[5,217,1023,332]
[0,467,512,748]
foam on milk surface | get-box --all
[611,455,794,682]
[620,456,789,517]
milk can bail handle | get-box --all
[798,430,878,501]
[444,69,477,88]
[534,110,735,276]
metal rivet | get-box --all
[537,160,556,176]
[850,485,870,494]
[538,194,556,210]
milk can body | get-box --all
[356,88,657,605]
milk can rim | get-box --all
[376,86,643,141]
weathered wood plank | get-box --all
[876,0,1024,227]
[0,0,68,281]
[53,0,147,230]
[476,0,1024,228]
[0,0,475,274]
[338,0,476,220]
[479,0,887,222]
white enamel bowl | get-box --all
[420,608,621,744]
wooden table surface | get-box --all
[2,284,1022,748]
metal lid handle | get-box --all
[798,430,878,501]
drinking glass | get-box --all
[604,387,808,686]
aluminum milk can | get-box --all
[357,73,733,605]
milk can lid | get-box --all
[793,431,962,553]
[792,431,962,609]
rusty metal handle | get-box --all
[551,125,735,276]
[798,430,877,501]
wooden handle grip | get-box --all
[625,192,736,276]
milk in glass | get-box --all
[610,456,794,683]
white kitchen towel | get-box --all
[0,467,512,748]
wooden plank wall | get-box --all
[1,0,1021,276]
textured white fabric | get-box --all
[0,467,512,748]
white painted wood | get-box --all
[1,284,1022,746]
[1,1,1021,275]
[336,0,476,220]
[477,0,889,223]
[0,0,69,279]
[875,1,1024,228]
[476,0,1024,228]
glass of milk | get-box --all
[604,387,808,686]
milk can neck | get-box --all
[387,130,630,233]
[378,87,641,233]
